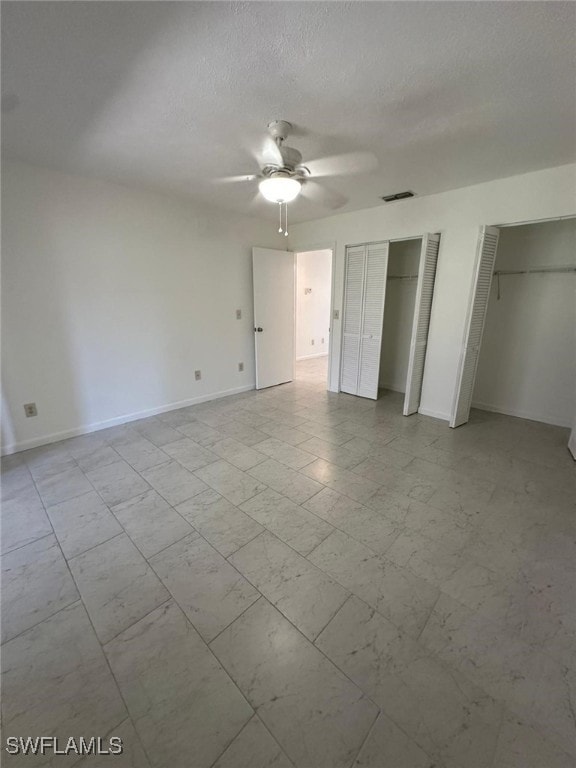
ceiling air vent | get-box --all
[381,191,415,202]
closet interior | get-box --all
[340,233,440,415]
[379,239,422,397]
[451,218,576,428]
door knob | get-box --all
[254,327,263,333]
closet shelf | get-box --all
[493,265,576,276]
[387,274,419,280]
[494,265,576,299]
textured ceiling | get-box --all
[2,1,575,222]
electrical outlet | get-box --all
[311,339,315,345]
[24,402,38,418]
[236,309,242,320]
[321,337,325,344]
[195,370,202,381]
[238,362,244,372]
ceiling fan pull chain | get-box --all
[284,202,289,237]
[278,202,283,233]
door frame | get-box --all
[293,241,337,391]
[450,213,576,428]
[340,233,432,403]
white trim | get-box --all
[417,407,450,422]
[346,235,422,248]
[494,214,576,228]
[296,352,329,361]
[1,384,255,456]
[471,400,573,429]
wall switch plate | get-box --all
[238,362,244,372]
[333,309,340,320]
[195,370,202,381]
[24,403,38,417]
[236,309,242,320]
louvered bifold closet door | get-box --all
[450,226,500,427]
[357,242,389,399]
[403,233,441,415]
[340,246,366,395]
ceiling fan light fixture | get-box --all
[259,176,301,203]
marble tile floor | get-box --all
[1,357,575,767]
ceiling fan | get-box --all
[217,120,376,234]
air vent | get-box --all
[381,191,415,202]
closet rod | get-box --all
[494,265,576,300]
[493,266,576,276]
[387,274,419,280]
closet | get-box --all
[340,234,440,414]
[451,218,576,428]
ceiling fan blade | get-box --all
[258,136,284,168]
[304,151,377,179]
[301,180,348,210]
[213,174,259,184]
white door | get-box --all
[358,243,389,399]
[252,247,295,390]
[340,246,365,395]
[450,226,500,427]
[340,242,389,399]
[403,233,441,415]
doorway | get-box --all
[294,249,333,388]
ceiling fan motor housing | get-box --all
[266,120,304,172]
[267,120,292,141]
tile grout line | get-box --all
[206,592,266,648]
[100,596,173,648]
[346,704,381,768]
[0,595,83,649]
[82,597,161,768]
[207,592,387,748]
[1,530,54,559]
[20,494,158,768]
[206,544,391,711]
[6,370,574,766]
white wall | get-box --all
[296,249,332,360]
[473,219,576,427]
[287,163,576,421]
[379,239,421,392]
[1,161,281,453]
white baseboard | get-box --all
[471,400,572,429]
[1,384,255,456]
[296,353,329,361]
[417,407,450,422]
[379,382,405,394]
